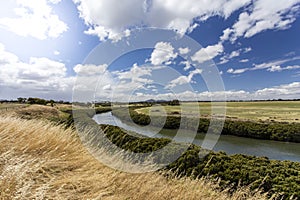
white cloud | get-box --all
[227,68,249,74]
[105,82,300,102]
[254,82,300,99]
[178,47,190,55]
[74,0,299,44]
[0,44,74,100]
[53,50,60,56]
[74,0,251,41]
[267,65,300,72]
[221,0,300,42]
[103,84,112,91]
[72,63,117,102]
[218,47,251,64]
[244,47,252,53]
[22,57,67,79]
[181,61,192,71]
[191,43,224,64]
[239,59,249,63]
[84,26,131,42]
[74,64,108,76]
[220,28,232,41]
[72,61,300,101]
[254,56,300,70]
[104,63,157,97]
[48,0,62,4]
[227,56,300,74]
[0,43,19,64]
[267,65,282,72]
[0,0,68,40]
[228,50,241,59]
[219,57,230,65]
[73,0,143,41]
[116,63,152,82]
[166,68,202,88]
[149,42,178,65]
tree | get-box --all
[17,97,26,104]
[27,97,47,105]
[49,100,55,107]
[168,99,180,106]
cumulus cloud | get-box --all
[191,43,224,64]
[73,0,299,44]
[108,63,156,96]
[0,43,19,64]
[116,63,152,82]
[178,47,190,55]
[149,42,178,65]
[73,0,143,41]
[0,0,68,40]
[166,68,202,89]
[221,0,300,43]
[73,0,251,41]
[254,82,300,99]
[74,64,108,76]
[181,61,192,71]
[0,43,74,99]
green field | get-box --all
[135,101,300,123]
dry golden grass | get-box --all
[136,101,300,123]
[0,116,267,200]
[13,105,60,119]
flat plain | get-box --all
[135,101,300,123]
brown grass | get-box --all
[0,116,267,200]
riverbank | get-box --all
[94,112,300,161]
[72,109,300,199]
[97,123,299,199]
[112,107,300,143]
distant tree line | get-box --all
[0,97,71,106]
[128,99,180,106]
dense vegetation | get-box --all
[61,108,299,199]
[0,114,268,200]
[112,107,300,143]
[100,124,299,199]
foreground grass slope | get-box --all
[0,115,266,200]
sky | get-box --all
[0,0,300,102]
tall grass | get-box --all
[0,116,267,199]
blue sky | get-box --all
[0,0,300,101]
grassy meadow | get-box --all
[0,105,268,200]
[135,101,300,123]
